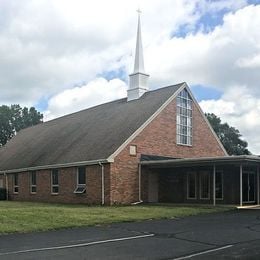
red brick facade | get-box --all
[109,98,226,204]
[1,93,226,205]
[5,164,111,204]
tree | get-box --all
[0,105,43,146]
[0,105,14,146]
[206,113,251,155]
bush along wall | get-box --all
[0,188,7,200]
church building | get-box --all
[0,13,259,206]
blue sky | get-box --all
[191,85,222,101]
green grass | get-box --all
[0,201,233,234]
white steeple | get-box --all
[128,10,149,101]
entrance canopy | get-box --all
[140,155,260,206]
[140,155,260,168]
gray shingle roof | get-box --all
[0,83,184,172]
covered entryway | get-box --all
[140,155,260,206]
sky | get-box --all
[1,0,260,154]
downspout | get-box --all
[4,173,8,201]
[131,164,143,205]
[99,162,105,205]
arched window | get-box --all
[176,88,192,146]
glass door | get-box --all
[243,172,255,203]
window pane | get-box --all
[188,136,192,145]
[181,116,187,125]
[177,125,180,134]
[31,172,36,185]
[177,107,181,114]
[74,185,86,194]
[177,97,181,106]
[52,170,59,185]
[52,186,59,194]
[187,100,192,109]
[78,167,86,185]
[187,118,192,127]
[177,134,181,144]
[14,173,18,186]
[182,126,187,135]
[200,172,210,199]
[177,115,180,125]
[215,172,223,199]
[187,127,192,137]
[188,172,196,198]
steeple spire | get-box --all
[133,9,145,73]
[128,10,149,101]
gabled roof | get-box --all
[0,83,185,172]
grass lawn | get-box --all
[0,201,233,234]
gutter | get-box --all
[0,158,114,174]
[140,155,260,167]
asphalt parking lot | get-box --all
[0,208,259,259]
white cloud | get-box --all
[0,0,247,105]
[200,86,260,154]
[44,77,127,121]
[146,4,260,91]
[0,0,196,104]
[236,54,260,68]
[1,0,260,153]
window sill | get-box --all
[74,191,86,194]
[177,143,192,147]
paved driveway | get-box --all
[0,209,259,259]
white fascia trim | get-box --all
[0,158,114,174]
[184,84,228,156]
[108,83,187,161]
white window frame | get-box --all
[187,172,197,199]
[215,171,224,200]
[74,167,86,194]
[13,173,19,194]
[129,145,137,156]
[30,171,37,194]
[200,171,210,200]
[51,169,59,194]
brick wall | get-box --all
[110,98,226,204]
[7,164,111,204]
